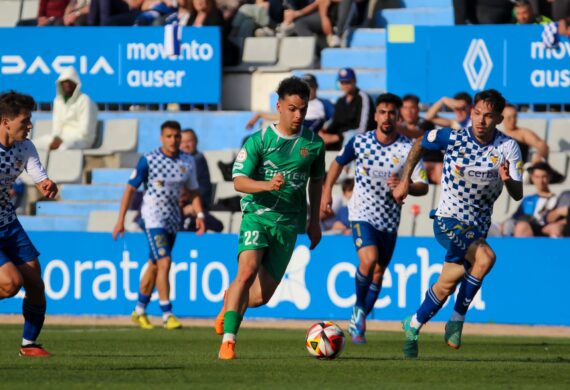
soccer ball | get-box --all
[305,321,345,359]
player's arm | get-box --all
[500,143,524,201]
[425,97,453,128]
[392,140,423,203]
[408,160,429,196]
[25,142,58,198]
[321,137,355,218]
[113,157,148,239]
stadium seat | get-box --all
[230,212,242,233]
[36,201,120,217]
[241,37,279,67]
[517,118,548,141]
[213,181,238,204]
[203,150,236,183]
[87,210,139,232]
[402,0,451,8]
[0,0,20,26]
[47,150,84,183]
[19,215,88,232]
[378,8,454,27]
[349,29,386,48]
[84,118,139,156]
[90,168,133,185]
[548,152,569,179]
[60,184,125,202]
[292,69,386,92]
[258,37,316,72]
[321,48,386,69]
[546,118,570,152]
[32,119,52,141]
[209,211,232,233]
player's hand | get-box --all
[307,219,322,250]
[386,173,400,190]
[266,173,285,191]
[392,181,409,205]
[112,222,125,240]
[37,179,58,199]
[195,215,206,235]
[499,160,511,182]
[320,191,334,219]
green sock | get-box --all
[223,311,243,335]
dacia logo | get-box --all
[1,55,114,75]
[463,39,493,91]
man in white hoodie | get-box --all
[35,66,98,151]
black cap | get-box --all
[301,73,318,89]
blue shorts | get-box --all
[144,227,176,263]
[433,216,485,265]
[351,221,397,267]
[0,219,40,266]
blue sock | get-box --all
[22,301,46,344]
[136,292,151,315]
[364,282,381,315]
[160,300,173,321]
[416,286,447,324]
[454,273,482,316]
[355,269,372,310]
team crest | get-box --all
[300,147,309,158]
[15,159,23,169]
[392,156,400,165]
[155,180,164,188]
[179,166,187,174]
[465,231,475,239]
[355,238,363,248]
[490,155,498,164]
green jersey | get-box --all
[232,124,326,233]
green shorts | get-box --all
[237,212,298,281]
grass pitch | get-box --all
[1,324,569,389]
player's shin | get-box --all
[414,286,448,329]
[452,272,482,319]
[22,299,46,346]
[364,282,381,315]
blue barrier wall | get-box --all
[387,25,569,104]
[0,27,221,104]
[1,233,568,326]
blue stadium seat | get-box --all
[60,184,125,202]
[35,201,120,217]
[402,0,451,8]
[292,69,386,91]
[91,168,133,185]
[321,48,386,69]
[19,216,88,232]
[349,29,386,48]
[378,8,454,27]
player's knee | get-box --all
[1,276,23,298]
[473,247,496,275]
[433,282,455,299]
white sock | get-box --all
[410,314,423,330]
[450,311,465,322]
[160,300,172,322]
[135,305,145,316]
[22,338,34,346]
[222,333,236,343]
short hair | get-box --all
[514,0,532,9]
[341,177,354,193]
[528,161,552,175]
[473,89,506,114]
[276,76,310,101]
[161,120,181,132]
[504,103,517,111]
[402,94,420,106]
[182,128,197,140]
[453,92,472,106]
[376,93,403,109]
[0,91,35,119]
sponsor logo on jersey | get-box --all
[427,130,437,142]
[129,169,137,180]
[236,148,247,162]
[516,160,523,174]
[454,164,465,177]
[419,168,428,181]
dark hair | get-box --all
[276,77,310,101]
[528,161,552,175]
[376,93,403,109]
[341,177,354,193]
[161,120,182,132]
[0,91,35,119]
[473,89,506,114]
[402,94,420,105]
[453,92,472,106]
[514,0,532,9]
[182,128,197,142]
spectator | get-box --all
[501,104,549,164]
[135,0,177,25]
[476,0,513,24]
[294,0,344,49]
[88,0,141,26]
[229,0,272,37]
[62,0,91,25]
[319,67,375,150]
[398,94,441,184]
[35,66,98,151]
[552,1,570,24]
[180,129,213,209]
[17,0,69,26]
[514,0,552,24]
[425,92,472,130]
[245,73,334,134]
[510,162,567,237]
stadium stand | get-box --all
[47,150,84,183]
[87,210,139,232]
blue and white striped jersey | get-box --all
[129,149,199,233]
[336,131,428,232]
[422,127,523,232]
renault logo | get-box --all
[463,39,493,90]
